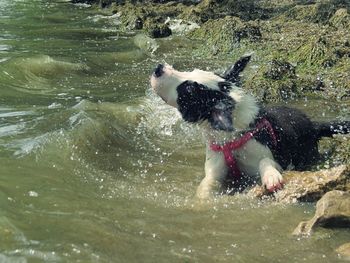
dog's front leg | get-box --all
[259,157,284,192]
[196,146,228,200]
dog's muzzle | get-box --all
[153,64,164,78]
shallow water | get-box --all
[0,1,349,262]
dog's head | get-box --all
[150,56,252,132]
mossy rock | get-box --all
[71,0,114,7]
[280,4,321,23]
[147,23,172,38]
[246,76,299,102]
[187,16,261,56]
[263,59,296,80]
[291,36,334,68]
[180,0,263,23]
[112,2,185,31]
[244,59,310,102]
[280,1,350,24]
[320,136,350,168]
[329,8,350,28]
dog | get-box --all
[150,56,350,199]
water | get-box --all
[0,1,349,262]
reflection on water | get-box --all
[0,0,349,262]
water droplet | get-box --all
[28,191,38,197]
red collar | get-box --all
[210,118,277,181]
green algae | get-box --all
[320,136,350,168]
[111,2,186,32]
[85,0,350,101]
[187,16,261,56]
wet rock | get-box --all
[71,0,113,7]
[182,0,263,23]
[84,0,350,102]
[250,165,350,203]
[134,16,144,29]
[293,36,334,67]
[263,59,296,80]
[71,0,98,4]
[292,190,350,236]
[336,243,350,261]
[329,8,350,28]
[148,23,172,38]
[112,2,184,31]
[320,137,350,168]
[187,16,261,56]
[245,60,301,102]
[165,18,200,35]
[281,1,350,24]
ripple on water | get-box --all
[0,44,11,51]
[0,124,26,138]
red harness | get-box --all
[210,118,277,181]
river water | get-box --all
[0,1,349,262]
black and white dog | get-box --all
[150,56,349,199]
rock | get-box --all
[71,0,112,7]
[71,0,98,4]
[329,8,350,29]
[134,16,144,30]
[187,16,261,56]
[292,190,350,236]
[293,36,334,67]
[165,18,200,35]
[336,243,350,261]
[319,137,350,168]
[113,2,185,32]
[245,60,301,102]
[280,1,350,24]
[148,24,172,38]
[183,0,263,23]
[249,165,350,203]
[263,59,296,80]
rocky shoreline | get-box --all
[71,0,349,257]
[73,0,350,102]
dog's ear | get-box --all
[177,81,235,131]
[222,55,251,82]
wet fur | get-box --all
[150,57,350,199]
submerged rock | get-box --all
[15,55,89,77]
[336,243,350,261]
[133,33,159,54]
[250,165,350,203]
[292,190,350,236]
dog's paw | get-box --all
[261,169,284,193]
[195,179,221,200]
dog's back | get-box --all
[254,106,349,170]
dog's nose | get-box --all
[154,64,164,78]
